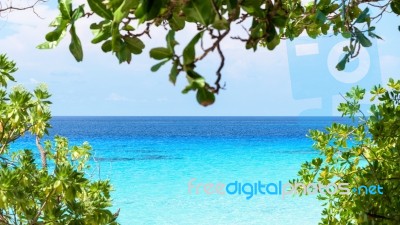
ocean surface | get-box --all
[10,116,352,225]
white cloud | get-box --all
[105,93,130,102]
[29,78,39,84]
[156,97,168,102]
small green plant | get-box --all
[295,79,400,224]
[0,54,119,224]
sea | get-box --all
[9,116,352,225]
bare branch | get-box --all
[195,29,230,62]
[214,37,225,93]
[0,0,46,18]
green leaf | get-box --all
[135,1,146,18]
[355,7,369,23]
[125,37,145,54]
[37,40,61,49]
[149,47,173,60]
[91,25,111,44]
[182,71,205,93]
[213,16,229,30]
[266,22,277,43]
[341,31,351,39]
[169,13,185,30]
[71,5,85,22]
[142,0,164,21]
[101,40,112,52]
[69,25,83,62]
[368,31,383,40]
[121,0,140,12]
[116,44,131,63]
[321,24,330,35]
[182,85,195,94]
[49,15,63,27]
[228,0,238,9]
[134,0,163,23]
[151,60,169,72]
[123,24,135,31]
[272,14,288,28]
[266,32,280,50]
[115,0,141,23]
[38,30,67,49]
[183,0,216,26]
[45,20,69,42]
[196,88,215,106]
[87,0,113,20]
[183,32,204,68]
[111,22,121,51]
[186,71,205,87]
[166,30,178,52]
[58,0,72,20]
[114,9,128,24]
[240,0,264,16]
[336,53,349,71]
[391,1,400,15]
[169,61,179,85]
[355,29,372,47]
[316,10,326,25]
[306,24,320,38]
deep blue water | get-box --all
[10,117,352,225]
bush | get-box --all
[296,79,400,224]
[0,54,119,224]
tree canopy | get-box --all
[295,79,400,224]
[0,54,119,224]
[39,0,398,106]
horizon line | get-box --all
[51,115,348,117]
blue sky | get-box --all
[0,1,399,116]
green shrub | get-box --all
[0,54,119,224]
[296,79,400,224]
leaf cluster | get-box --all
[39,0,396,106]
[0,54,52,155]
[0,55,119,225]
[296,79,400,224]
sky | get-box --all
[0,1,399,116]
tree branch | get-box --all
[0,0,46,18]
[35,136,47,169]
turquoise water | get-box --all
[10,117,351,224]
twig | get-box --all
[36,136,47,169]
[0,0,46,19]
[214,39,225,93]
